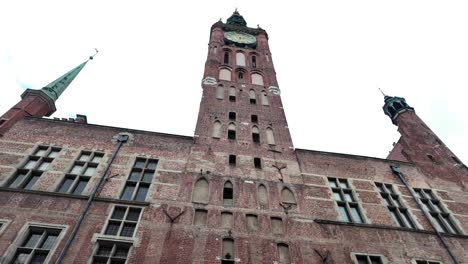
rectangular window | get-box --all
[415,260,442,264]
[228,130,236,140]
[376,183,415,229]
[57,151,104,195]
[10,226,62,264]
[354,254,384,264]
[229,155,236,166]
[228,112,236,121]
[414,188,460,234]
[329,178,364,223]
[246,214,258,231]
[251,115,258,123]
[120,158,158,201]
[254,158,262,169]
[6,146,61,190]
[92,241,131,264]
[194,209,208,226]
[271,217,283,234]
[229,95,236,102]
[104,206,142,237]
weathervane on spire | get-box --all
[89,48,99,60]
[378,87,387,97]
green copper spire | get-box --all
[41,50,98,101]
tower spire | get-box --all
[41,49,98,101]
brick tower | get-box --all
[384,95,467,189]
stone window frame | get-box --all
[193,208,208,226]
[412,260,443,264]
[245,214,259,231]
[101,205,144,239]
[88,239,133,264]
[413,188,462,235]
[270,216,284,234]
[119,157,159,202]
[351,253,388,264]
[0,219,11,235]
[56,150,105,195]
[5,145,61,190]
[2,222,68,264]
[328,177,365,224]
[375,182,417,229]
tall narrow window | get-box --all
[266,127,275,145]
[229,87,236,102]
[219,69,231,81]
[57,151,104,194]
[414,188,460,234]
[222,238,235,263]
[228,123,236,140]
[216,85,224,99]
[249,90,257,104]
[7,145,61,190]
[277,243,291,264]
[229,155,236,166]
[214,46,218,54]
[236,52,246,66]
[121,158,158,201]
[221,212,233,228]
[238,71,244,80]
[271,217,284,234]
[329,178,364,223]
[194,209,208,226]
[104,206,141,237]
[254,157,262,169]
[10,226,62,264]
[92,241,131,264]
[224,52,229,64]
[212,121,222,138]
[258,184,268,208]
[261,91,269,105]
[252,56,257,68]
[246,214,258,231]
[223,181,233,206]
[192,178,209,204]
[376,182,415,228]
[252,126,260,143]
[281,188,296,205]
[251,73,264,86]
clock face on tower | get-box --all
[224,31,257,46]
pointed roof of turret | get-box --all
[226,9,247,27]
[41,50,98,101]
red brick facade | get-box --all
[0,11,467,264]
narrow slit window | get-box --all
[252,56,257,68]
[229,155,236,166]
[223,181,233,206]
[228,123,236,140]
[224,52,229,64]
[252,126,260,143]
[254,158,262,169]
[249,90,257,104]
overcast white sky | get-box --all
[0,0,467,163]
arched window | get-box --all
[229,87,236,102]
[219,69,231,81]
[258,184,268,208]
[216,85,224,99]
[192,178,209,204]
[249,90,257,104]
[228,123,236,140]
[251,73,264,85]
[261,90,269,105]
[238,71,244,80]
[281,188,296,205]
[224,52,230,64]
[222,238,235,263]
[223,181,233,206]
[266,127,275,145]
[236,52,246,66]
[252,126,260,143]
[212,121,222,138]
[277,243,291,264]
[252,55,257,68]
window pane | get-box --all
[339,179,349,189]
[91,155,103,163]
[83,166,96,176]
[376,184,385,193]
[47,149,60,158]
[328,179,337,188]
[24,175,40,190]
[120,223,136,237]
[431,215,446,233]
[332,191,342,201]
[111,207,127,220]
[389,210,402,227]
[105,221,121,236]
[13,252,30,264]
[40,234,57,249]
[79,153,91,161]
[432,202,443,213]
[392,196,403,207]
[441,215,457,234]
[135,186,149,201]
[142,171,153,183]
[129,170,141,181]
[350,205,363,223]
[385,184,395,194]
[24,160,38,169]
[37,161,51,171]
[146,160,158,169]
[58,177,75,193]
[356,255,368,264]
[134,160,145,169]
[23,233,42,247]
[400,210,415,228]
[70,164,84,174]
[96,244,113,256]
[121,185,135,200]
[338,204,351,222]
[383,196,392,206]
[126,208,141,221]
[370,256,383,264]
[9,173,26,188]
[72,179,89,195]
[35,148,47,157]
[343,192,354,202]
[114,246,130,258]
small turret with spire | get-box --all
[0,51,97,136]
